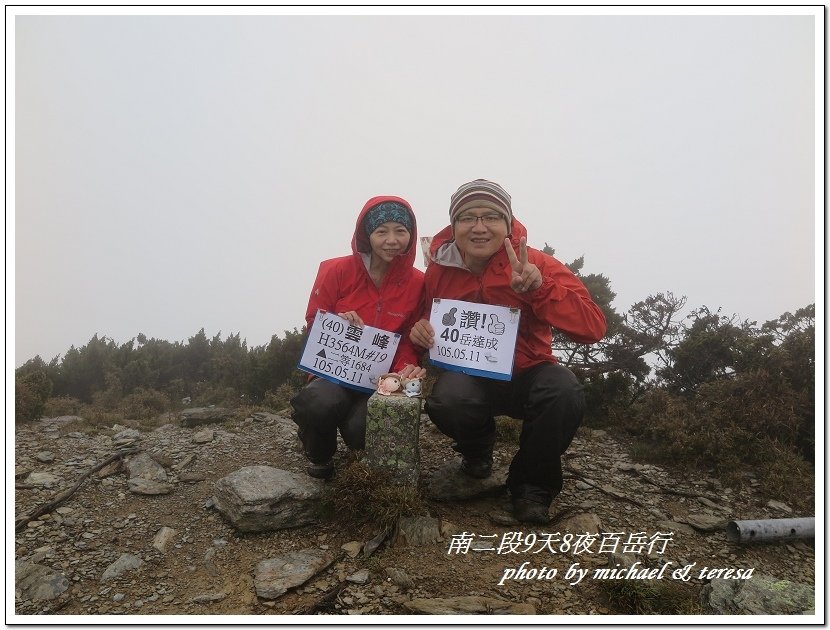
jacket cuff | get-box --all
[524,276,562,302]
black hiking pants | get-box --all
[425,363,584,506]
[290,378,369,464]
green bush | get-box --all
[621,381,813,508]
[15,370,53,422]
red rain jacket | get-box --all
[423,218,606,373]
[304,196,425,372]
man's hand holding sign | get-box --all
[424,299,520,381]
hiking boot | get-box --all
[512,498,551,524]
[460,455,493,479]
[306,461,335,480]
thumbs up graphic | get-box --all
[442,307,458,326]
[488,314,505,335]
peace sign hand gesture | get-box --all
[504,237,543,294]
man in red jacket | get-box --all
[410,179,606,523]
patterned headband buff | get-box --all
[364,202,413,236]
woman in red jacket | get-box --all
[410,179,606,523]
[291,196,426,480]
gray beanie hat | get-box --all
[449,179,513,225]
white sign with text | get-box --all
[428,298,520,381]
[298,310,400,393]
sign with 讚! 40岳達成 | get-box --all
[428,298,520,381]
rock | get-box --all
[178,472,208,483]
[112,428,142,446]
[29,546,54,564]
[346,569,370,584]
[427,459,507,501]
[15,560,70,601]
[212,466,322,532]
[249,412,297,437]
[556,512,602,533]
[767,500,794,514]
[176,453,197,470]
[96,459,122,478]
[488,511,519,526]
[341,541,362,558]
[152,527,177,552]
[363,529,391,558]
[607,552,639,569]
[254,549,335,599]
[149,452,175,468]
[180,407,234,428]
[34,451,55,463]
[701,573,814,614]
[23,472,59,488]
[393,516,444,546]
[697,496,728,512]
[126,452,168,482]
[203,548,219,576]
[101,553,143,581]
[190,592,228,604]
[192,429,214,444]
[403,595,535,615]
[385,567,414,591]
[656,520,697,537]
[683,513,727,532]
[127,478,173,495]
[364,393,421,485]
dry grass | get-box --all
[495,415,522,444]
[598,579,703,615]
[323,459,430,533]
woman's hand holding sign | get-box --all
[338,311,364,328]
[504,237,542,294]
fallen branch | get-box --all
[563,467,648,509]
[300,579,350,614]
[623,467,725,503]
[15,447,139,532]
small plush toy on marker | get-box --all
[402,377,422,397]
[377,373,403,396]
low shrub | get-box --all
[619,379,814,509]
[42,396,84,417]
[263,383,299,411]
[119,388,170,421]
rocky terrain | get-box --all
[13,407,817,619]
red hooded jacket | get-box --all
[424,219,606,373]
[304,196,425,372]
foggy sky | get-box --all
[11,8,820,367]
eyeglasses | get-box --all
[455,214,504,226]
